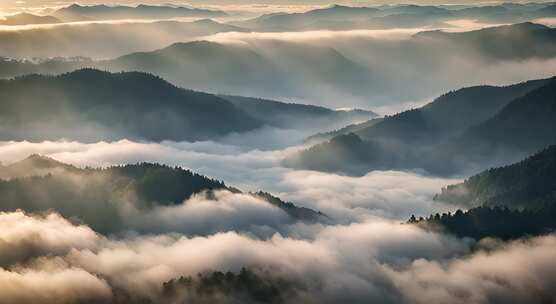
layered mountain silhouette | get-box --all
[0,39,375,106]
[438,77,556,170]
[233,5,382,31]
[95,40,375,107]
[415,22,556,60]
[220,95,376,130]
[286,77,555,176]
[104,41,284,97]
[304,117,384,144]
[1,22,555,108]
[0,155,327,234]
[52,3,225,21]
[0,69,261,142]
[0,13,61,25]
[0,69,373,142]
[0,19,246,59]
[233,3,556,31]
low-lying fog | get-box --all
[0,139,461,221]
[2,138,556,303]
[0,2,555,303]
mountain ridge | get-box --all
[0,155,328,233]
[53,3,226,21]
[287,76,555,176]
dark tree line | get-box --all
[162,268,301,304]
[409,204,556,240]
[0,157,326,234]
[436,144,556,209]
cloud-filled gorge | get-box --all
[1,1,556,303]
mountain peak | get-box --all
[58,68,116,81]
[165,40,224,52]
[26,153,51,160]
[11,12,36,17]
[331,132,363,145]
[0,154,76,180]
[510,22,549,30]
[193,18,219,25]
[20,154,67,167]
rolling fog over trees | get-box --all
[0,1,555,304]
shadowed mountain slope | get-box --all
[53,3,225,21]
[0,155,327,234]
[0,69,261,142]
[415,23,556,60]
[286,77,555,176]
[435,145,556,209]
[0,13,61,25]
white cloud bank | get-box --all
[0,138,552,303]
[0,211,554,304]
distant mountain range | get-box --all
[97,40,375,107]
[232,3,556,31]
[0,69,374,143]
[286,77,556,176]
[0,154,327,234]
[232,5,383,31]
[3,3,555,29]
[0,19,246,59]
[415,22,556,60]
[0,38,378,107]
[0,13,61,25]
[1,22,554,108]
[52,3,226,22]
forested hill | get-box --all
[287,77,553,176]
[410,205,556,241]
[451,77,556,158]
[53,3,226,21]
[435,145,556,210]
[220,94,376,130]
[409,145,556,241]
[0,69,261,142]
[0,153,79,179]
[0,155,327,233]
[0,68,374,143]
[415,23,556,60]
[335,77,548,144]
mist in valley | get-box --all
[0,1,556,303]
